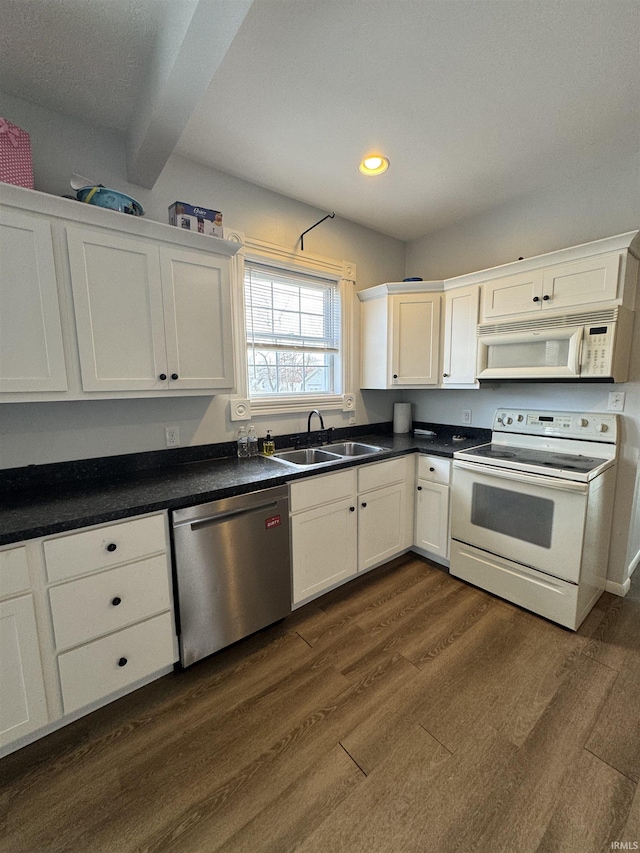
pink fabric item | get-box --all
[0,118,34,188]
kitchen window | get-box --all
[227,232,355,420]
[244,262,341,398]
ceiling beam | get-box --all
[126,0,253,188]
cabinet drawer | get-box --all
[0,547,30,599]
[58,612,176,715]
[290,469,357,513]
[417,454,451,484]
[44,513,167,582]
[358,457,407,492]
[49,554,172,651]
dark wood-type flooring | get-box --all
[2,554,640,852]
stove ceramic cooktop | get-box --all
[454,442,612,481]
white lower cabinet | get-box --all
[0,511,178,756]
[291,497,358,604]
[47,513,177,715]
[413,455,451,563]
[0,593,48,748]
[290,456,414,606]
[58,612,176,715]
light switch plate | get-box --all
[462,409,472,425]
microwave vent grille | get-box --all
[478,307,620,336]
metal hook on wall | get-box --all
[299,212,335,251]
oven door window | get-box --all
[471,483,554,548]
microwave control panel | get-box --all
[581,324,614,377]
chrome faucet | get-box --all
[307,409,325,432]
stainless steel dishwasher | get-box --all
[172,485,291,667]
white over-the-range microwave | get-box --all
[476,305,635,382]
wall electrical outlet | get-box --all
[607,391,625,412]
[462,409,472,425]
[165,425,181,447]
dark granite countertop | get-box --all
[0,423,489,547]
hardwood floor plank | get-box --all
[295,556,438,646]
[1,559,637,853]
[449,656,617,852]
[535,749,635,853]
[130,654,419,853]
[586,644,640,782]
[616,781,640,845]
[296,723,516,853]
[193,744,364,853]
[583,595,640,672]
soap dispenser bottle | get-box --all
[263,429,275,456]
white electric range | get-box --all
[450,409,618,630]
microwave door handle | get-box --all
[453,460,588,493]
[572,327,584,375]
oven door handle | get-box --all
[453,460,589,493]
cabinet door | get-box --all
[414,480,450,559]
[291,498,357,604]
[358,482,407,572]
[160,247,234,389]
[442,285,479,386]
[391,293,441,386]
[0,211,67,392]
[0,594,48,747]
[481,270,543,320]
[67,228,168,391]
[541,252,620,311]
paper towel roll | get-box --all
[393,402,412,433]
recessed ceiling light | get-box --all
[359,155,389,176]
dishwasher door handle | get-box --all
[176,501,280,531]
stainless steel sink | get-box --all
[328,442,384,457]
[267,441,385,468]
[269,448,343,467]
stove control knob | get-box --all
[517,415,524,422]
[598,423,609,433]
[496,416,504,425]
[580,418,589,427]
[505,417,513,425]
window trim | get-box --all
[225,230,356,419]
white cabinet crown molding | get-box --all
[0,184,242,257]
[358,280,443,301]
[442,230,640,290]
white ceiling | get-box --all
[1,0,639,241]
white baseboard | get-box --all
[605,578,632,597]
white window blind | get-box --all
[244,261,341,397]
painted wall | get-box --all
[401,161,640,585]
[0,93,404,468]
[405,153,640,281]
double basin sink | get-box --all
[267,441,385,468]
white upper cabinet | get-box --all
[159,247,233,390]
[68,228,168,391]
[0,210,67,392]
[477,236,638,323]
[442,285,479,387]
[359,284,441,389]
[481,254,621,320]
[68,229,235,393]
[0,184,241,402]
[481,269,544,320]
[540,253,620,312]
